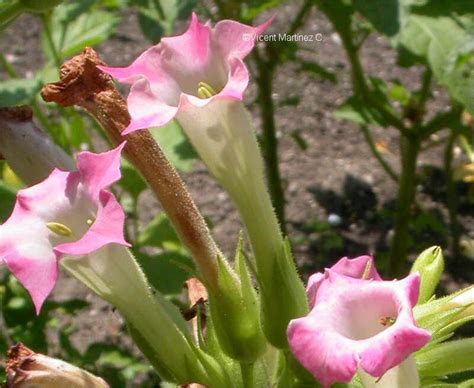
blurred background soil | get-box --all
[1,0,473,359]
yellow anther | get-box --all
[197,81,217,99]
[86,218,94,226]
[379,316,396,327]
[362,260,373,280]
[46,222,73,237]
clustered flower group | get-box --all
[0,12,445,388]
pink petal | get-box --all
[161,13,213,72]
[6,247,58,315]
[213,16,274,59]
[98,46,166,85]
[76,143,126,201]
[55,190,129,256]
[218,57,249,101]
[307,255,381,308]
[123,79,179,134]
[1,230,59,314]
[288,316,359,387]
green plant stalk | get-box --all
[254,54,286,231]
[388,134,420,277]
[240,362,254,388]
[360,124,398,182]
[41,13,61,70]
[444,131,461,265]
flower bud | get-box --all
[0,107,74,185]
[208,239,267,362]
[6,343,109,388]
[410,246,444,304]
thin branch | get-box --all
[360,125,398,182]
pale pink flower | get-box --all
[288,268,431,387]
[0,144,129,313]
[100,12,271,134]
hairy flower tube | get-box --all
[102,12,308,350]
[288,258,431,387]
[0,143,129,313]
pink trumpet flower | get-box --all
[288,258,431,387]
[0,144,129,313]
[99,12,271,133]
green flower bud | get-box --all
[208,239,267,363]
[410,246,444,304]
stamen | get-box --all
[379,316,396,327]
[46,222,73,237]
[361,260,373,280]
[86,218,94,226]
[197,81,217,99]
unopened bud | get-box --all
[0,106,75,185]
[410,246,444,304]
[6,343,109,388]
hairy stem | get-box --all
[253,51,286,231]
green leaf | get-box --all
[42,1,119,62]
[335,95,389,127]
[133,0,196,43]
[240,0,283,22]
[119,161,147,201]
[353,0,405,37]
[394,2,474,112]
[389,83,411,105]
[295,58,337,83]
[0,78,41,108]
[138,213,181,249]
[149,120,197,173]
[417,338,474,377]
[135,251,193,294]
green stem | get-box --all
[41,13,61,70]
[388,135,420,277]
[360,125,398,182]
[318,1,408,134]
[240,362,254,388]
[0,52,17,77]
[253,51,286,231]
[418,68,433,107]
[444,131,461,266]
[287,0,313,35]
